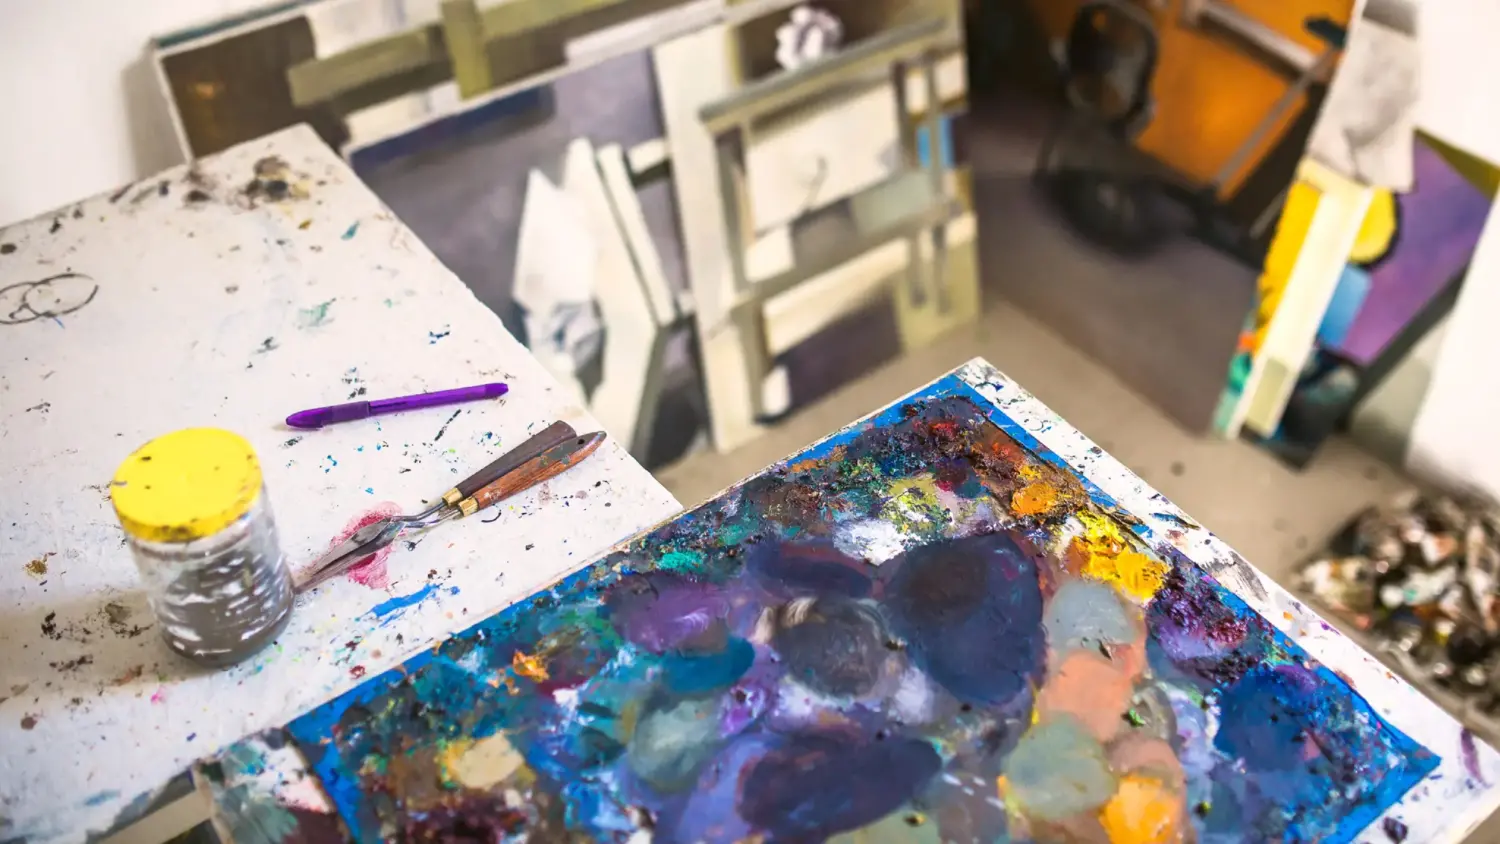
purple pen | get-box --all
[285,382,508,430]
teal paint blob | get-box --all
[296,299,334,329]
[661,636,755,694]
[656,549,705,572]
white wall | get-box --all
[1407,208,1500,497]
[0,0,279,226]
[1414,0,1500,166]
[1349,315,1447,464]
[1404,0,1500,499]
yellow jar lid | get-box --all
[111,428,263,543]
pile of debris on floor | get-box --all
[1300,490,1500,726]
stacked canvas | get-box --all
[152,0,985,466]
[1213,136,1496,467]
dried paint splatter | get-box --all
[1462,729,1487,784]
[323,504,402,591]
[297,299,335,329]
[24,552,52,578]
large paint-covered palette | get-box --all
[282,364,1480,843]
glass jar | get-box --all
[111,428,293,668]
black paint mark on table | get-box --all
[432,409,462,443]
[0,273,99,326]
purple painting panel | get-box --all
[1336,141,1491,365]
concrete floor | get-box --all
[960,95,1259,433]
[655,297,1500,843]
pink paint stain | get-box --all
[329,503,402,590]
[150,687,166,704]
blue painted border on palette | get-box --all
[290,373,1437,843]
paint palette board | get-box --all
[203,360,1500,843]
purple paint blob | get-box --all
[1149,571,1249,667]
[883,533,1044,705]
[604,572,729,654]
[745,539,873,600]
[738,731,941,839]
[669,734,775,843]
[1461,729,1487,784]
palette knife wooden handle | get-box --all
[457,431,608,517]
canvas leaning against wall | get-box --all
[192,367,1444,842]
[153,0,984,465]
[1215,135,1496,467]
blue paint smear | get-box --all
[661,637,755,694]
[1318,265,1372,348]
[342,221,360,240]
[916,117,955,169]
[368,583,439,619]
[83,790,120,807]
[283,373,1437,844]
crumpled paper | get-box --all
[775,5,844,71]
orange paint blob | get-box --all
[511,649,549,683]
[1036,650,1134,742]
[1100,774,1184,844]
[1012,481,1061,516]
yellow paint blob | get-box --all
[1349,189,1396,264]
[1076,510,1130,556]
[1100,774,1183,844]
[110,428,263,543]
[511,649,549,683]
[887,475,943,505]
[440,732,528,789]
[1252,179,1320,351]
[1084,549,1168,603]
[1011,481,1061,516]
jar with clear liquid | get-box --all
[111,428,293,667]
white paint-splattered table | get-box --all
[0,125,681,844]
